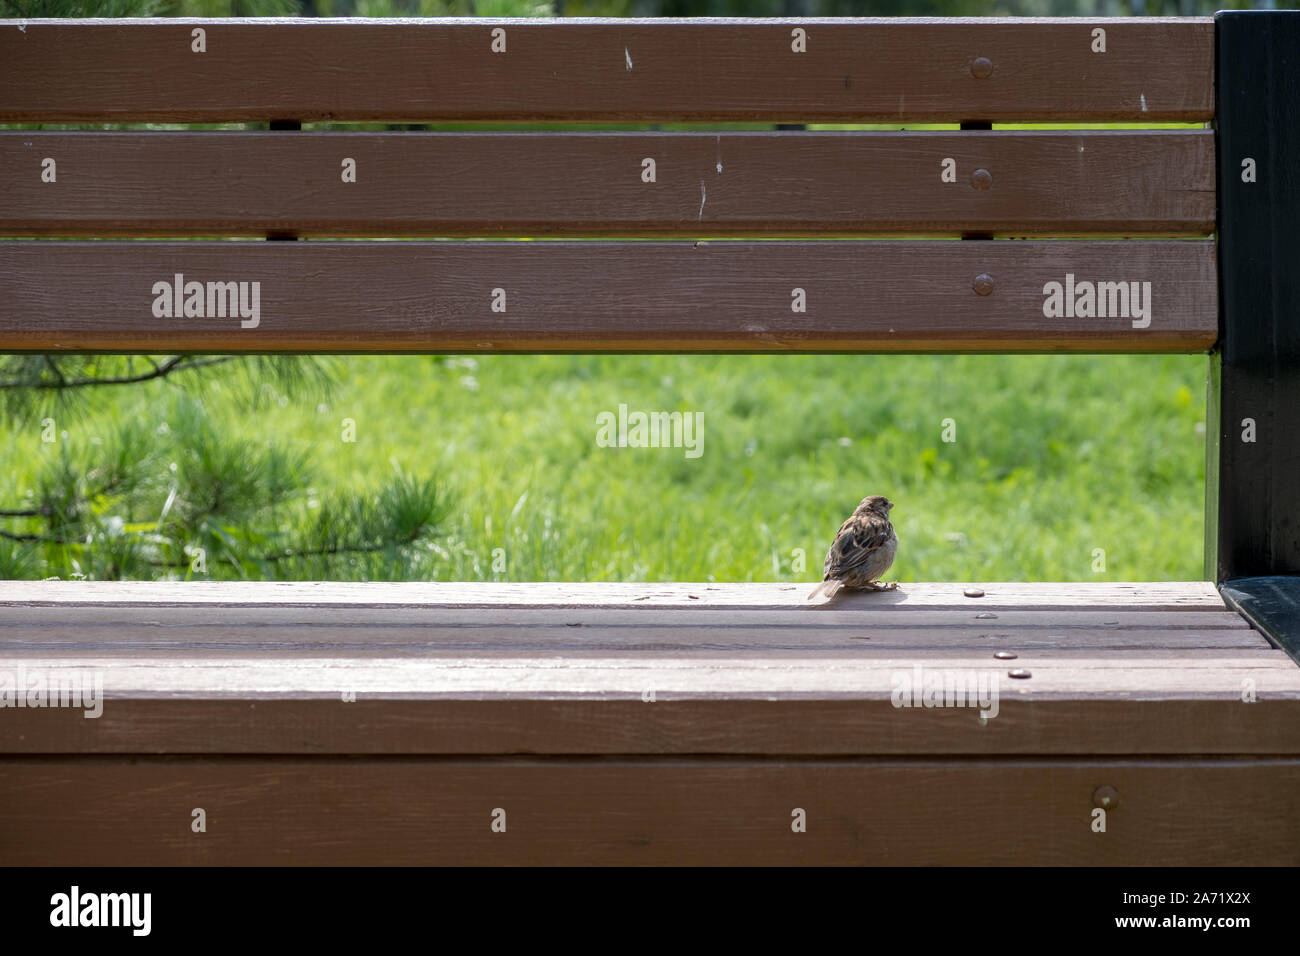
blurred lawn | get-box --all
[1,353,1208,583]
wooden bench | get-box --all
[1,14,1299,865]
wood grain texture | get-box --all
[5,697,1299,757]
[0,18,1214,124]
[4,650,1298,697]
[3,581,1295,757]
[0,618,1261,650]
[0,758,1294,865]
[0,240,1218,353]
[0,131,1215,237]
[0,580,1234,608]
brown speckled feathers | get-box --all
[808,495,898,602]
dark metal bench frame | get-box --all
[1211,13,1300,662]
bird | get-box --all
[807,495,898,603]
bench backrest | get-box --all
[0,14,1296,581]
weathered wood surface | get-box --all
[1,758,1294,865]
[0,18,1215,124]
[0,241,1217,353]
[0,580,1236,608]
[0,615,1260,648]
[2,581,1295,862]
[5,650,1297,696]
[3,582,1298,756]
[6,696,1299,757]
[0,131,1214,237]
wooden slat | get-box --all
[0,240,1218,353]
[4,581,1295,756]
[0,131,1215,237]
[0,609,1255,636]
[6,651,1299,698]
[0,18,1214,123]
[0,621,1262,651]
[0,608,1253,632]
[0,580,1236,609]
[6,650,1297,696]
[6,697,1300,756]
[1,758,1294,865]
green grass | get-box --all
[0,352,1209,583]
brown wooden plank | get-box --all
[6,697,1300,756]
[0,240,1218,353]
[0,757,1292,864]
[0,607,1253,632]
[0,583,1258,648]
[4,650,1295,698]
[0,131,1214,237]
[0,610,1256,638]
[0,18,1214,123]
[0,580,1234,609]
[2,581,1286,755]
[0,622,1264,652]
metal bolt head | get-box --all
[970,56,994,79]
[1008,668,1032,679]
[963,586,986,597]
[1092,785,1120,809]
[972,274,995,296]
[993,650,1018,660]
[974,612,998,619]
[971,168,993,190]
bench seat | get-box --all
[2,581,1297,865]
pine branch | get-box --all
[0,528,78,544]
[144,539,416,570]
[0,356,235,391]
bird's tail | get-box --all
[807,579,844,603]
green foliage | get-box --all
[0,389,449,580]
[1,0,163,15]
[2,352,1202,583]
[0,355,336,421]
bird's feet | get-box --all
[868,581,899,591]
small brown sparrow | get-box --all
[807,495,898,602]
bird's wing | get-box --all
[824,514,893,579]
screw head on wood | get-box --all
[974,612,998,619]
[993,650,1018,660]
[970,56,994,79]
[970,168,993,190]
[963,586,986,597]
[1092,785,1120,809]
[1008,668,1032,679]
[972,274,995,296]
